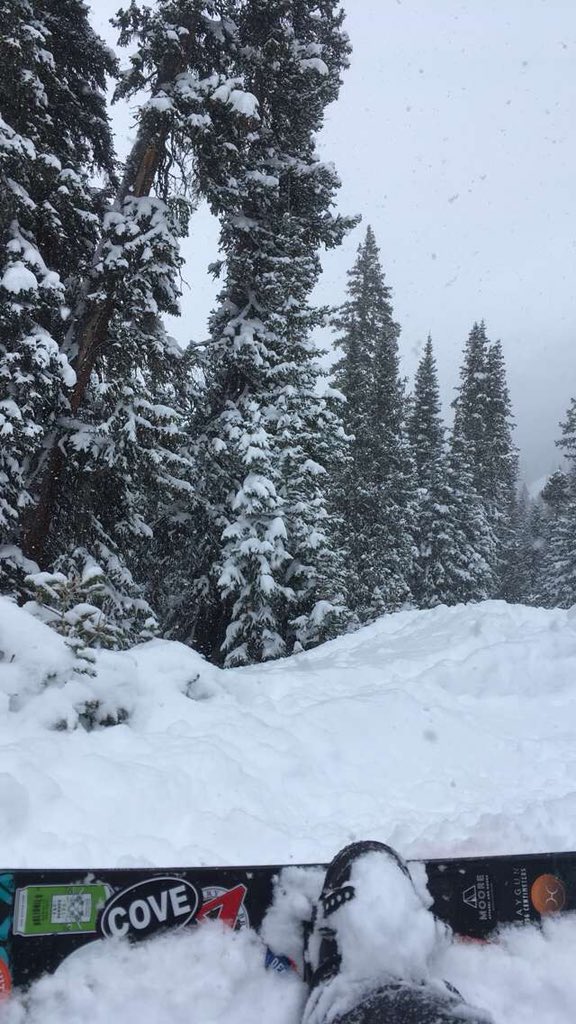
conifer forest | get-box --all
[1,0,574,670]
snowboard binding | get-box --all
[303,840,413,991]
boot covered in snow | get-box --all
[303,840,491,1024]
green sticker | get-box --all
[14,883,112,936]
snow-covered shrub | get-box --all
[24,552,156,676]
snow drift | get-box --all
[1,596,576,1022]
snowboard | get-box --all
[0,849,574,995]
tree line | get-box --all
[0,0,573,671]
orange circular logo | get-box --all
[530,874,567,915]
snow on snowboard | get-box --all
[0,849,573,995]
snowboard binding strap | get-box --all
[321,884,355,917]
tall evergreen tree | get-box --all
[452,322,491,496]
[408,336,494,606]
[53,0,267,644]
[408,336,447,606]
[500,484,532,604]
[408,336,444,481]
[443,438,496,603]
[0,0,283,648]
[408,337,449,606]
[537,402,576,607]
[0,0,200,644]
[526,495,548,603]
[0,0,116,588]
[557,396,576,465]
[332,226,415,619]
[537,470,576,607]
[484,339,519,595]
[161,0,356,665]
[18,0,247,573]
[3,0,273,648]
[541,469,570,512]
[452,322,518,594]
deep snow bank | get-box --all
[2,596,576,867]
[2,596,576,1023]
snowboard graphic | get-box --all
[0,850,574,993]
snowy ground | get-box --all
[1,596,576,1022]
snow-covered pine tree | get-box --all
[332,226,414,619]
[536,403,576,607]
[452,321,491,497]
[452,322,518,593]
[408,336,452,606]
[170,0,357,666]
[537,470,576,607]
[541,469,570,513]
[444,435,496,603]
[556,396,576,468]
[484,339,519,596]
[409,337,444,483]
[0,0,192,645]
[408,335,496,606]
[499,484,532,604]
[12,0,272,646]
[330,235,375,622]
[19,0,249,575]
[0,0,116,591]
[526,495,548,603]
[48,312,192,648]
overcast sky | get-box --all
[90,0,576,486]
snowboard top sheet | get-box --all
[0,849,574,995]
